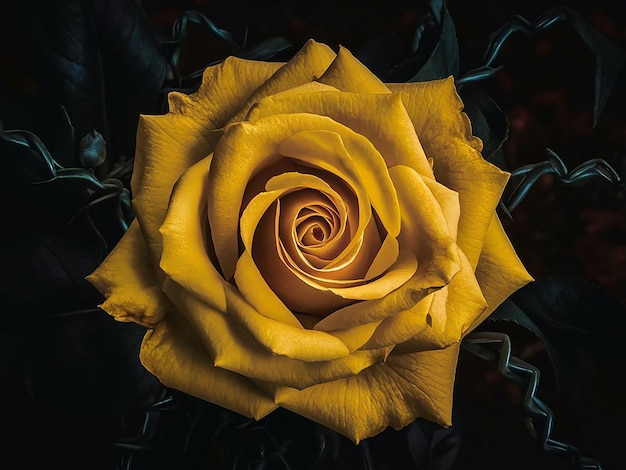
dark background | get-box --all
[1,0,625,468]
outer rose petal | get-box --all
[165,58,284,131]
[395,249,488,354]
[159,156,227,313]
[132,56,285,261]
[140,312,277,420]
[86,221,169,326]
[469,215,534,333]
[228,39,336,124]
[132,116,221,263]
[272,343,460,443]
[162,279,393,389]
[317,46,390,94]
[388,79,510,269]
[247,91,434,177]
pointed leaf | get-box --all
[490,277,626,401]
[408,0,459,82]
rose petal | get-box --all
[313,165,462,331]
[360,292,433,350]
[163,279,392,387]
[86,221,170,326]
[207,114,399,280]
[159,155,228,313]
[247,91,433,177]
[272,343,460,443]
[132,117,221,263]
[266,173,352,268]
[228,39,336,124]
[422,177,461,240]
[468,214,534,334]
[131,56,282,194]
[394,249,487,354]
[278,129,400,238]
[239,172,366,285]
[132,56,285,261]
[166,57,284,130]
[326,320,383,352]
[388,78,510,269]
[327,249,418,300]
[236,173,354,322]
[318,46,390,94]
[140,313,277,420]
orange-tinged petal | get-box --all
[234,251,302,328]
[318,46,390,94]
[140,313,277,420]
[162,279,392,385]
[159,155,227,312]
[247,91,433,177]
[388,78,510,268]
[328,249,417,300]
[207,114,398,280]
[228,39,336,123]
[313,164,461,332]
[86,221,169,327]
[278,129,400,237]
[467,215,533,334]
[273,343,460,443]
[252,206,355,315]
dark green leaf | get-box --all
[0,129,57,184]
[458,83,509,165]
[484,8,626,125]
[407,0,459,82]
[490,277,626,401]
[355,33,405,81]
[0,211,105,322]
[28,0,103,146]
[91,0,167,161]
[407,418,460,470]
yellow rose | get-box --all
[87,40,532,442]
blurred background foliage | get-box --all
[0,0,625,469]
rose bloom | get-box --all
[88,40,532,442]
